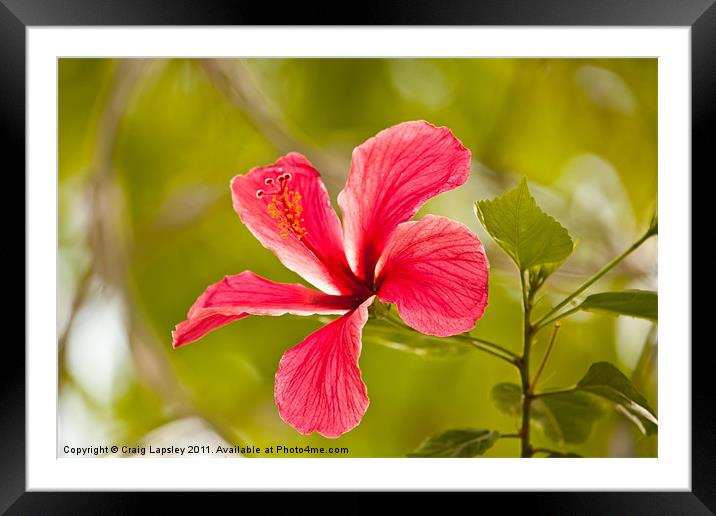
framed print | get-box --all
[4,0,713,512]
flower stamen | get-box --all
[256,173,307,239]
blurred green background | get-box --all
[58,58,657,458]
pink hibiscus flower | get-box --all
[172,121,489,438]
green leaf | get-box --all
[407,428,500,458]
[531,362,658,444]
[528,239,578,290]
[491,382,522,417]
[362,319,471,358]
[532,391,603,444]
[545,451,583,458]
[475,177,573,271]
[576,362,658,435]
[579,290,657,321]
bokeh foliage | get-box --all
[58,58,657,458]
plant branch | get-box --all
[58,264,95,354]
[535,306,580,330]
[451,334,520,360]
[529,323,561,396]
[518,270,534,458]
[198,59,348,189]
[379,311,519,366]
[534,230,656,329]
[462,339,521,365]
[67,59,243,448]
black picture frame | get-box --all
[4,0,711,513]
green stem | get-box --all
[535,306,580,330]
[451,333,520,360]
[519,271,534,458]
[380,311,519,366]
[529,323,560,396]
[534,230,655,329]
[465,340,520,364]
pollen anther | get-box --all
[257,173,307,239]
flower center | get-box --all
[255,167,372,299]
[256,171,307,240]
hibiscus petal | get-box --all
[274,297,374,438]
[172,271,357,348]
[231,152,362,295]
[338,121,471,283]
[173,313,248,349]
[375,215,489,337]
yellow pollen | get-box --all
[267,189,308,239]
